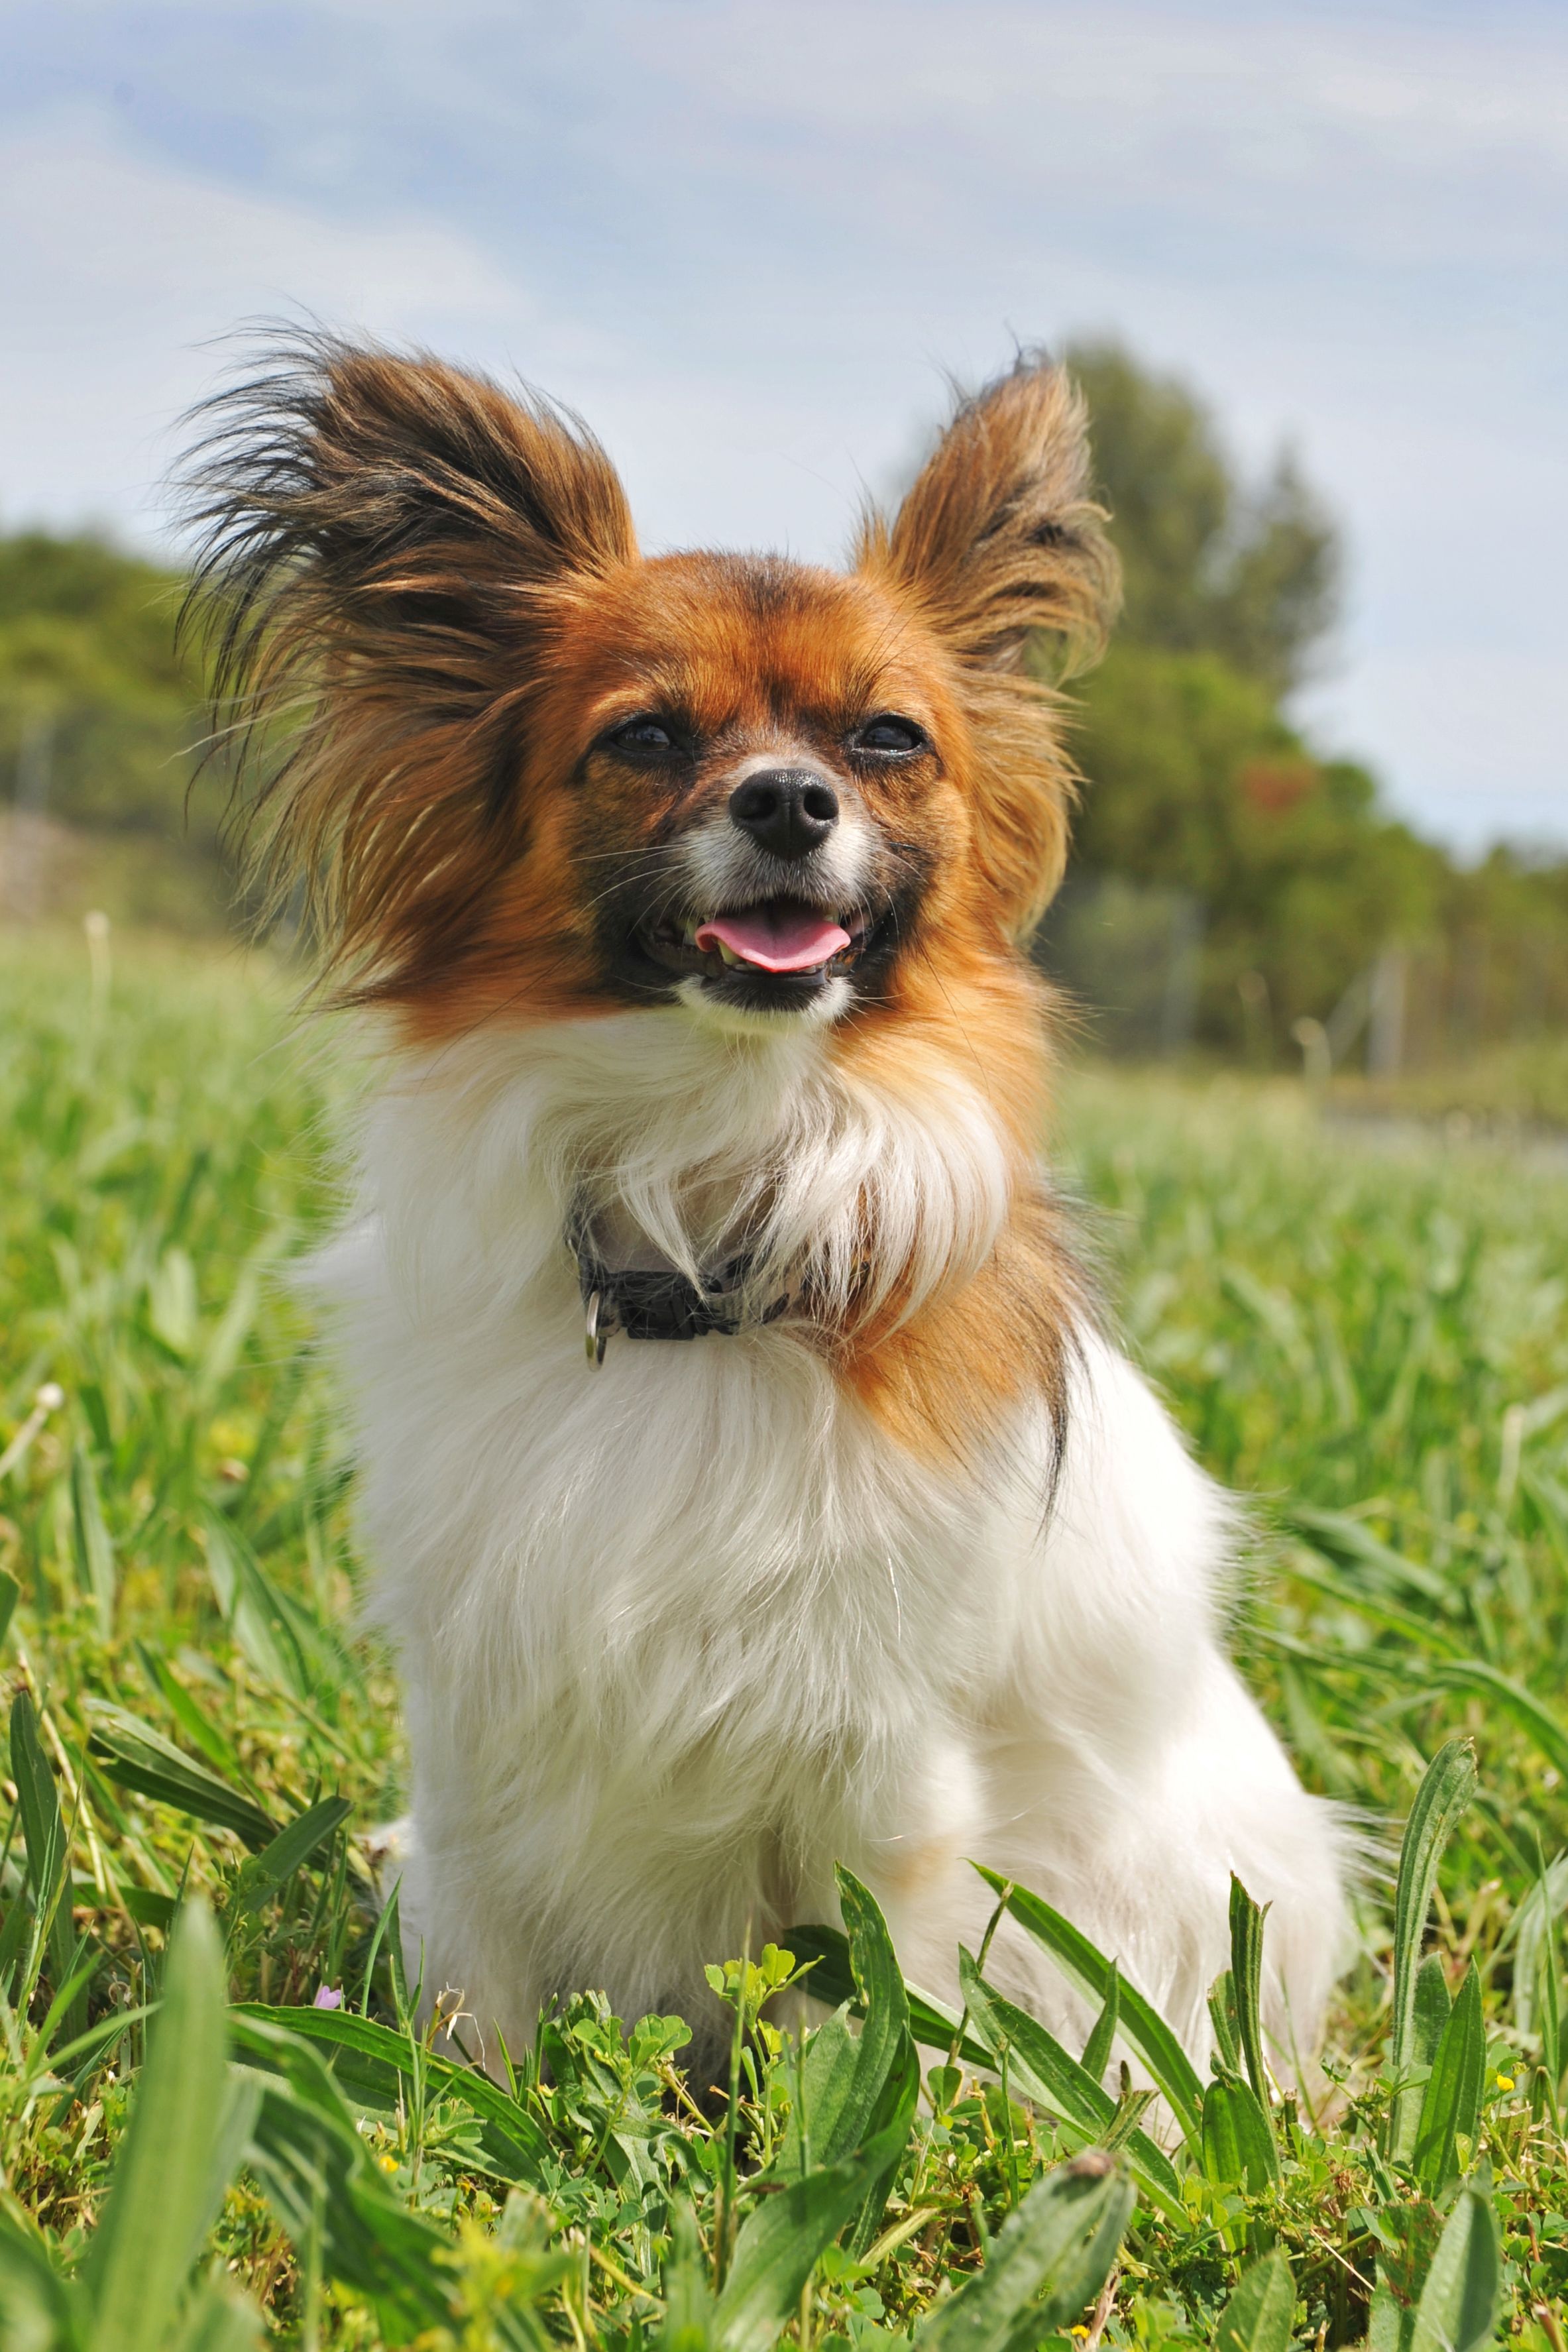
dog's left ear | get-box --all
[856,356,1119,938]
[862,354,1117,673]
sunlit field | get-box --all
[1,929,1565,2350]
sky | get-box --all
[2,0,1563,852]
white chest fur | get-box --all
[313,1011,1344,2077]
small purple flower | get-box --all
[313,1984,344,2009]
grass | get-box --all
[1,926,1567,2349]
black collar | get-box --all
[565,1217,793,1363]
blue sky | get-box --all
[3,0,1563,849]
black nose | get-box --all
[728,768,839,862]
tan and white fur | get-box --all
[185,333,1347,2085]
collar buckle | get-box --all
[567,1207,791,1359]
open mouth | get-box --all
[639,897,882,988]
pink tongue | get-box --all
[695,908,852,973]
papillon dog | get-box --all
[187,337,1345,2084]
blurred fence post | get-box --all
[1237,969,1271,1067]
[1324,964,1372,1068]
[1292,1015,1331,1096]
[84,908,113,1023]
[3,713,55,922]
[1368,947,1407,1078]
[1160,895,1204,1056]
[1034,872,1206,1058]
[1035,873,1568,1074]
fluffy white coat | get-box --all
[314,1004,1346,2082]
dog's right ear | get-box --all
[181,333,636,991]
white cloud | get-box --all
[1,5,1563,843]
[0,105,524,536]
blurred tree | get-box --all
[1062,642,1444,1042]
[0,532,229,925]
[1045,343,1449,1051]
[1066,341,1339,694]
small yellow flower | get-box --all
[1494,2072,1515,2092]
[378,2152,399,2173]
[1070,2331,1091,2341]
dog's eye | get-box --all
[853,714,928,757]
[605,714,682,757]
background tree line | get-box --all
[1047,344,1568,1060]
[0,532,223,928]
[1,343,1566,1061]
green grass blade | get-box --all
[1215,2249,1296,2352]
[1284,1504,1451,1606]
[0,1567,19,1655]
[817,1866,912,2164]
[11,1689,67,1921]
[1412,1964,1484,2193]
[1207,1970,1242,2077]
[770,1874,919,2257]
[846,2041,921,2260]
[0,1886,35,1995]
[974,1865,1205,2147]
[230,1796,350,1917]
[714,2133,900,2352]
[356,1871,402,2017]
[1412,1954,1451,2069]
[1264,1632,1568,1791]
[1080,1962,1119,2084]
[1278,1555,1467,1658]
[915,2152,1135,2352]
[660,2204,719,2352]
[232,2005,551,2182]
[1421,1663,1568,1787]
[135,1644,253,1793]
[119,1884,176,1933]
[243,2074,456,2338]
[84,1701,278,1852]
[69,1443,117,1643]
[784,1923,992,2069]
[80,1897,237,2352]
[773,2006,858,2178]
[237,2024,459,2336]
[1201,2076,1282,2191]
[958,1950,1186,2220]
[203,1508,353,1703]
[197,1261,262,1396]
[203,1511,306,1696]
[168,2282,265,2351]
[9,1689,74,2011]
[0,2202,74,2337]
[1388,1740,1477,2160]
[1540,1909,1562,2096]
[1409,2178,1502,2352]
[956,1947,1115,2141]
[1228,1875,1274,2111]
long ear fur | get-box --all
[180,330,636,995]
[854,354,1119,939]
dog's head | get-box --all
[186,339,1117,1038]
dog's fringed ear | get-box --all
[864,354,1116,674]
[180,332,636,995]
[855,355,1119,939]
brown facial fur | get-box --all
[437,552,970,1035]
[182,333,1117,1459]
